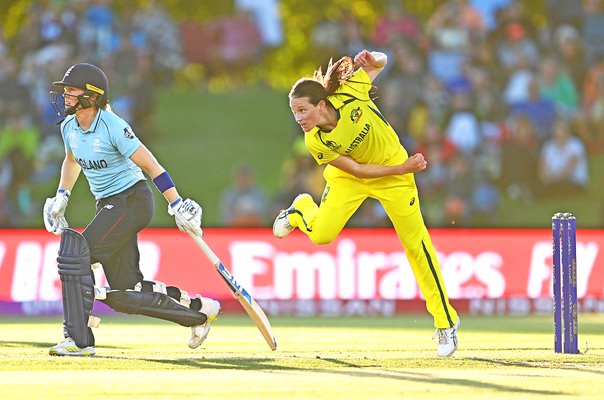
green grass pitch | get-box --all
[1,314,603,399]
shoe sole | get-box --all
[272,211,294,238]
[438,340,458,357]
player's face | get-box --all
[290,96,320,132]
[62,86,85,108]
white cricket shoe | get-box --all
[433,318,460,357]
[49,337,96,356]
[188,297,221,349]
[273,193,312,238]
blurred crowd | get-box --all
[0,0,186,226]
[0,0,284,227]
[220,0,603,228]
[372,0,598,227]
[0,0,602,228]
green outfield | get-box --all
[0,314,603,399]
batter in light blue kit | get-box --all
[61,110,144,199]
[43,63,221,357]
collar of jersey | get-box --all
[76,109,102,134]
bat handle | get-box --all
[189,232,220,265]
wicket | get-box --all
[552,212,579,354]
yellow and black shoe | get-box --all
[49,337,96,356]
[273,193,312,238]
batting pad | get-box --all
[57,228,95,348]
[102,290,206,327]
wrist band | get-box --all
[153,171,175,193]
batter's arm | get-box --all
[130,144,180,203]
[131,144,203,236]
[57,151,82,191]
[329,153,427,178]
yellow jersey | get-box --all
[304,68,409,169]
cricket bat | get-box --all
[189,232,277,351]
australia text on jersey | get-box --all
[345,123,370,154]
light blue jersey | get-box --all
[60,109,146,199]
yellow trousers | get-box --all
[288,167,458,329]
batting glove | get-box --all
[43,189,70,235]
[168,197,203,237]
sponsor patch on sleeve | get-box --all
[124,127,136,139]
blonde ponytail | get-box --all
[289,55,355,105]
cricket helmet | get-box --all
[50,63,109,116]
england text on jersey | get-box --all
[76,158,108,170]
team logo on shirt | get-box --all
[350,107,362,123]
[324,139,341,151]
[93,138,102,152]
[124,127,136,139]
[68,131,78,149]
[318,132,341,152]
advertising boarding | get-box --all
[1,228,603,315]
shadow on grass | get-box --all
[117,356,564,396]
[0,341,127,351]
[0,341,570,396]
[0,341,55,349]
[469,357,604,376]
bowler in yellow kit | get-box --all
[273,49,460,357]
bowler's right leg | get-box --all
[273,175,366,244]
